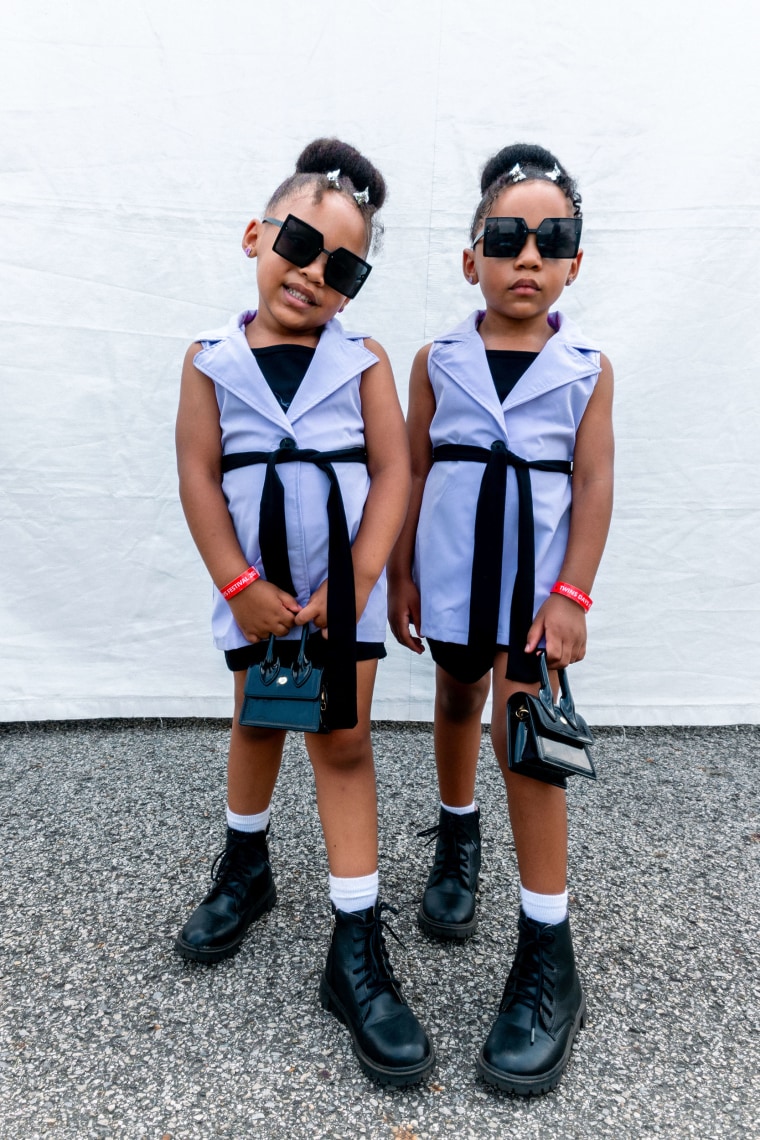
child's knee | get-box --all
[437,674,490,723]
[309,726,373,772]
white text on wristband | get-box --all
[220,566,260,600]
[551,581,593,611]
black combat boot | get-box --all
[320,903,435,1087]
[477,909,585,1095]
[418,806,481,939]
[174,827,276,963]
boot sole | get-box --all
[319,975,435,1088]
[173,883,277,964]
[417,905,477,941]
[476,996,586,1096]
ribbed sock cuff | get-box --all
[226,804,271,833]
[441,800,477,816]
[329,871,379,914]
[520,884,568,925]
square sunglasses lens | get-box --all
[482,217,527,258]
[273,215,322,267]
[536,218,582,258]
[325,249,371,298]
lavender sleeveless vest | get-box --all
[192,311,385,651]
[415,310,601,648]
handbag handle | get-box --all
[537,652,579,730]
[259,626,314,687]
[291,626,314,688]
[259,635,280,685]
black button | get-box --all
[490,440,506,452]
[279,437,296,449]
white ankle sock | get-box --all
[520,885,568,925]
[441,800,477,815]
[329,871,379,914]
[226,805,271,833]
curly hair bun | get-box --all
[480,143,562,194]
[296,138,387,209]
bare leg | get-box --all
[478,654,583,1097]
[173,671,282,963]
[418,666,490,940]
[227,670,286,814]
[314,662,435,1083]
[491,651,567,893]
[304,659,379,877]
[433,666,491,806]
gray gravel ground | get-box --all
[1,719,759,1140]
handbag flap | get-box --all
[522,696,596,777]
[244,662,324,702]
[526,693,594,746]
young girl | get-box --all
[175,138,434,1087]
[388,143,614,1095]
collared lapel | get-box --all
[287,319,378,425]
[192,313,378,431]
[502,312,601,412]
[432,311,508,438]
[433,310,601,425]
[193,312,290,432]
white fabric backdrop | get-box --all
[2,0,759,724]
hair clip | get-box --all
[326,169,341,188]
[353,187,370,206]
[545,163,561,182]
[508,163,526,182]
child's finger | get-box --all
[524,619,544,653]
[277,592,302,614]
[294,600,326,628]
[397,622,425,653]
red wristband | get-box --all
[220,566,260,600]
[551,581,593,611]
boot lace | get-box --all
[209,832,262,898]
[418,817,471,889]
[352,902,405,1008]
[500,914,558,1043]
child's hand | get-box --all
[525,594,587,670]
[228,580,301,643]
[295,579,329,635]
[295,573,379,639]
[388,579,425,654]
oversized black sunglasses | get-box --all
[263,214,372,299]
[473,216,582,259]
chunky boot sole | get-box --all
[319,974,435,1088]
[173,883,277,964]
[476,995,586,1096]
[417,903,478,941]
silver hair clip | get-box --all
[353,187,370,206]
[545,163,561,182]
[326,169,341,188]
[508,163,526,182]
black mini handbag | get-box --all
[506,653,596,787]
[239,626,329,734]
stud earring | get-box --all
[244,246,254,258]
[468,275,475,285]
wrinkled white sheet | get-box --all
[2,1,759,723]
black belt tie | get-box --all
[221,440,367,729]
[432,442,572,683]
